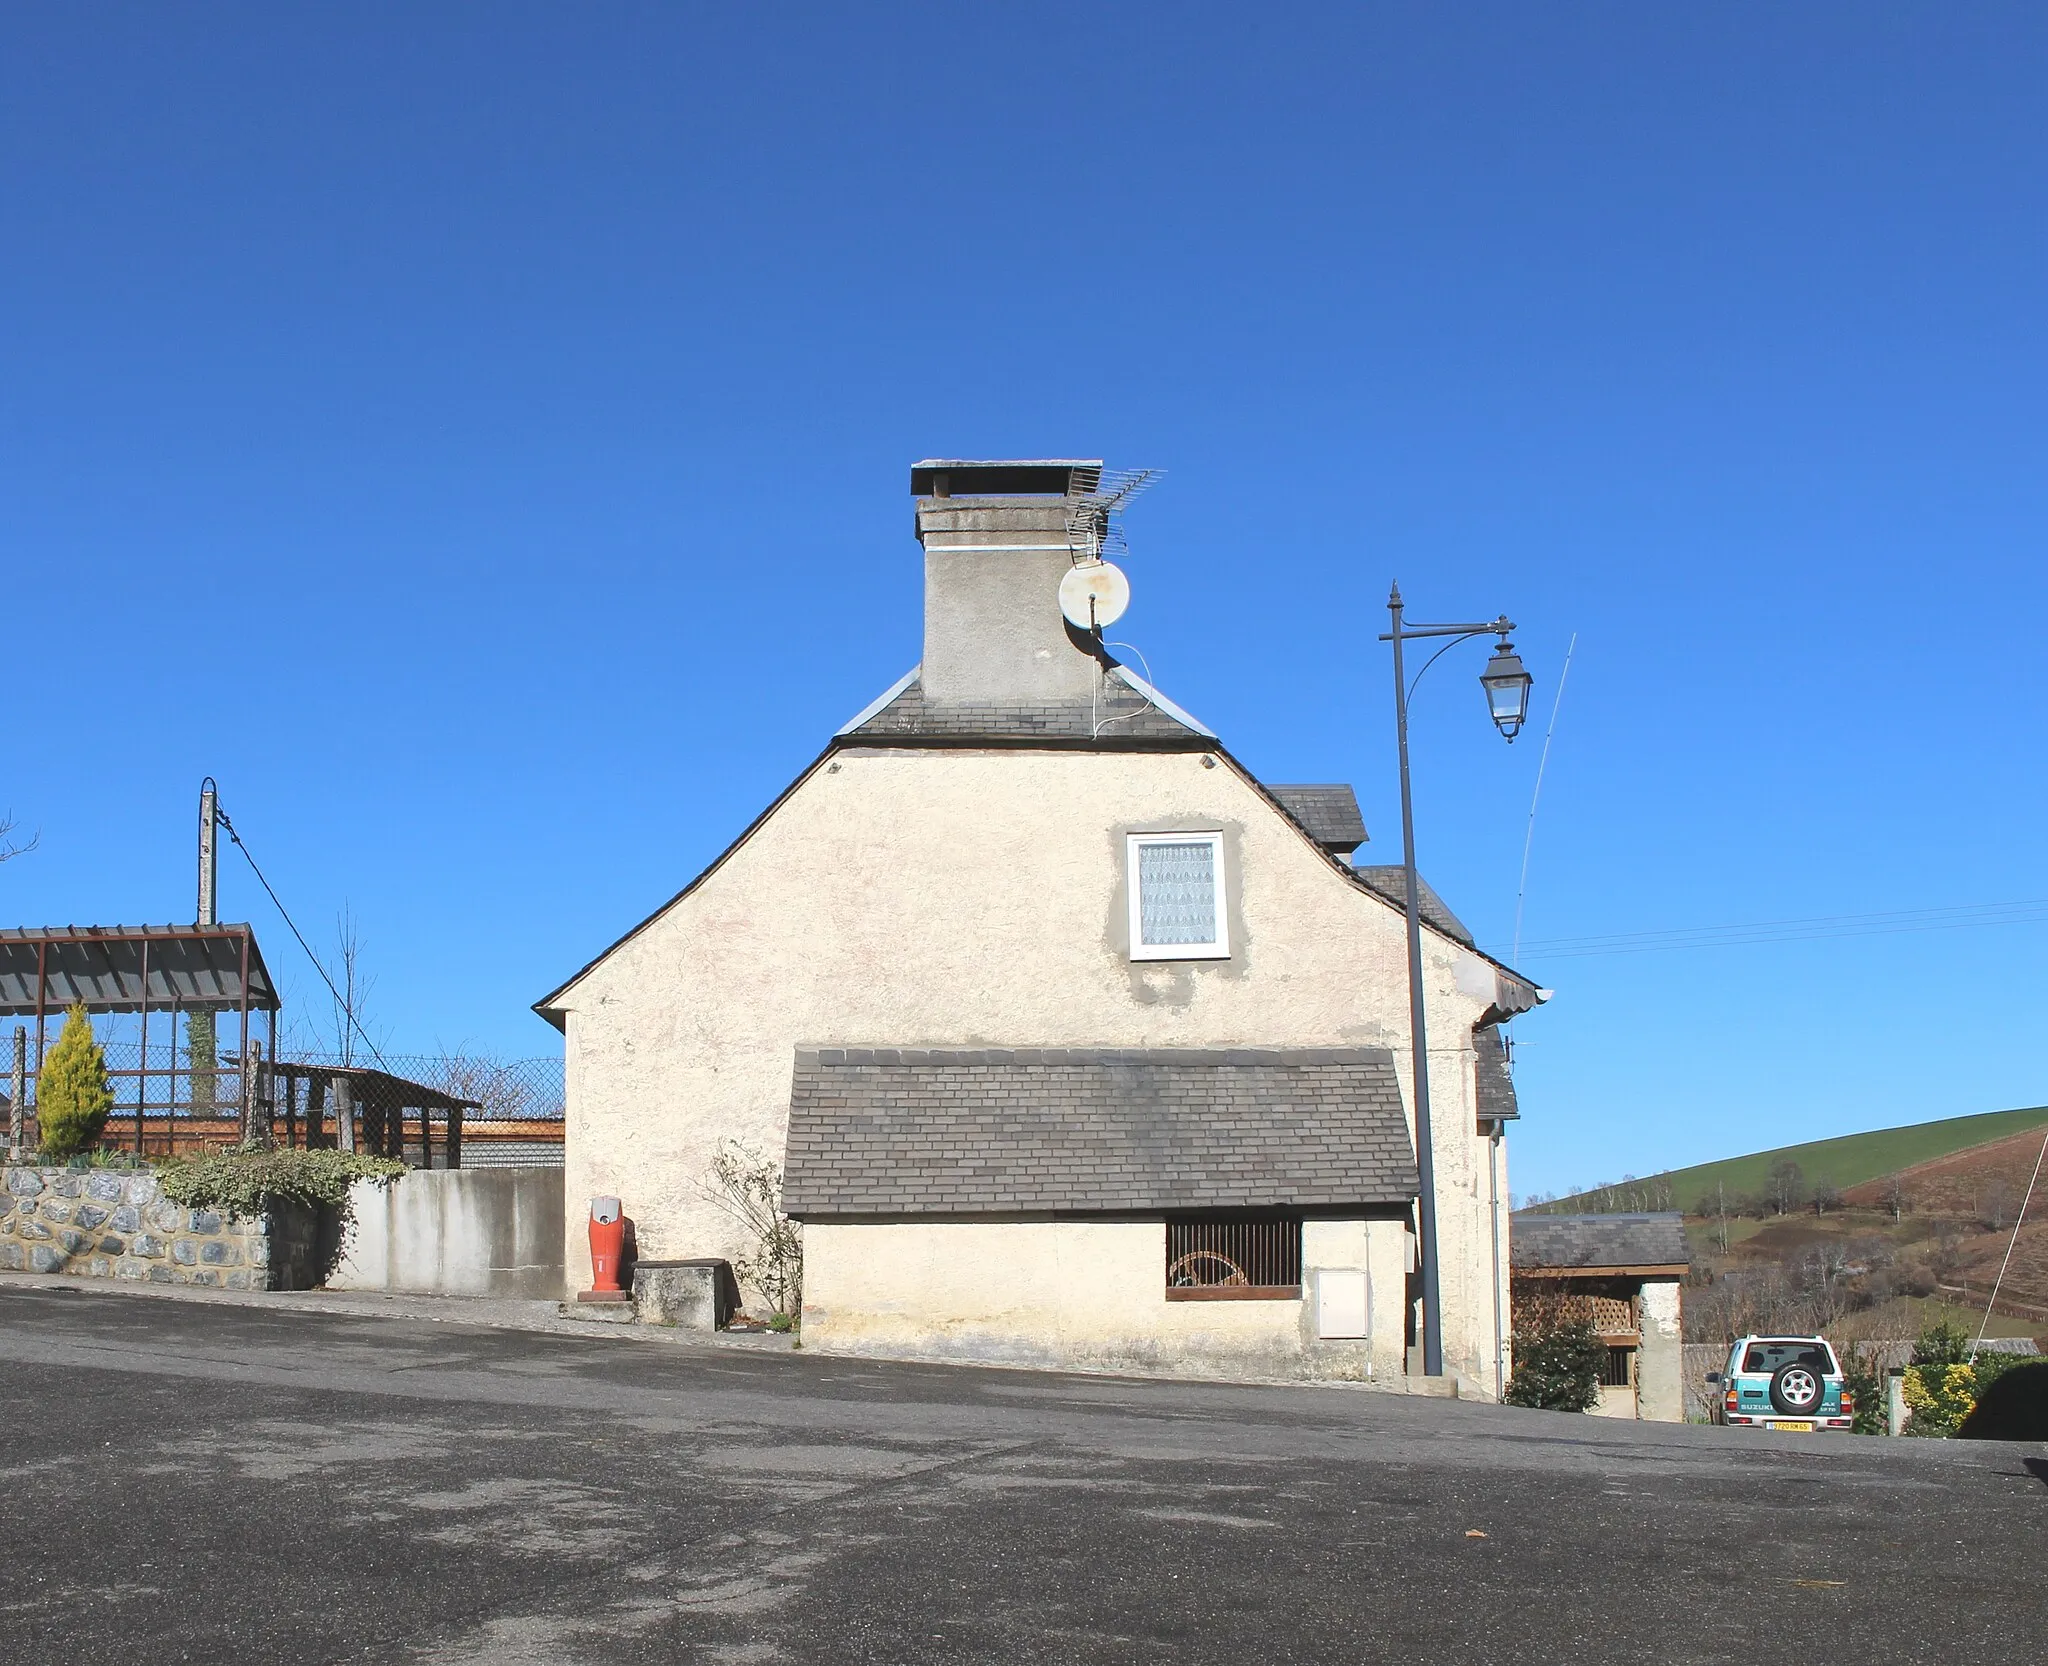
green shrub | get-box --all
[1911,1320,1972,1368]
[35,1005,113,1159]
[1836,1347,1887,1436]
[156,1145,406,1218]
[1504,1322,1606,1412]
[1903,1361,1977,1436]
[155,1146,407,1287]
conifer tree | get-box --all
[36,1004,112,1159]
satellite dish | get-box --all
[1060,560,1130,631]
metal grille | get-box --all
[459,1141,566,1169]
[1600,1346,1636,1389]
[1165,1213,1301,1296]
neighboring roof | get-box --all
[1350,867,1475,948]
[839,665,1212,746]
[1473,1025,1519,1125]
[0,925,280,1017]
[1266,784,1367,855]
[783,1046,1419,1218]
[1510,1212,1690,1274]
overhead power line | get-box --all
[213,802,390,1071]
[1491,897,2048,962]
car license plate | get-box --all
[1767,1420,1814,1433]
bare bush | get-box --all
[698,1140,803,1320]
[0,811,36,864]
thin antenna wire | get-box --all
[213,803,390,1070]
[1092,643,1158,737]
[1970,1120,2048,1365]
[1512,632,1576,966]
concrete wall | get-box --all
[330,1168,564,1299]
[551,746,1522,1385]
[802,1215,1409,1383]
[0,1164,327,1290]
[918,497,1100,704]
[1635,1279,1685,1423]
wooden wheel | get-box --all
[1168,1250,1248,1288]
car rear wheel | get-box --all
[1770,1363,1823,1416]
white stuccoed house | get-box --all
[536,459,1544,1393]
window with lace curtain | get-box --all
[1126,831,1229,960]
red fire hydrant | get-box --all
[580,1195,630,1304]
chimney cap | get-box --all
[911,459,1103,498]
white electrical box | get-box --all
[1315,1268,1370,1339]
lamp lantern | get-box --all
[1479,638,1534,740]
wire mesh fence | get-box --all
[4,1037,564,1165]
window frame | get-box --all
[1126,830,1230,961]
[1164,1211,1302,1301]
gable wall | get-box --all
[552,746,1516,1385]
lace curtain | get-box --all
[1137,840,1218,946]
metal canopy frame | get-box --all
[0,924,472,1167]
[0,925,280,1156]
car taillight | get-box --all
[1725,1389,1738,1410]
[1840,1392,1855,1413]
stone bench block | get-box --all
[631,1259,740,1331]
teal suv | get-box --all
[1709,1335,1854,1432]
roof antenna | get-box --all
[1511,633,1575,967]
[1059,466,1158,636]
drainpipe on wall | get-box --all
[1489,1123,1506,1400]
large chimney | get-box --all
[912,459,1105,706]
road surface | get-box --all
[0,1283,2040,1663]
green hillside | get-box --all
[1539,1104,2048,1215]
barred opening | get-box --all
[1165,1213,1301,1301]
[1601,1346,1636,1389]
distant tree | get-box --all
[1812,1176,1841,1214]
[1767,1160,1807,1216]
[36,1004,113,1159]
[1980,1179,2013,1233]
[1880,1172,1908,1224]
[1928,1219,1965,1283]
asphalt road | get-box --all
[0,1285,2041,1665]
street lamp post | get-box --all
[1382,583,1532,1378]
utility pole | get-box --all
[191,781,220,1115]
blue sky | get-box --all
[5,4,2044,1195]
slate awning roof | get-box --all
[1510,1212,1690,1274]
[783,1046,1419,1218]
[0,925,280,1017]
[1473,1025,1519,1125]
[1266,785,1368,855]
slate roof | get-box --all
[1349,867,1476,948]
[839,667,1211,745]
[1510,1212,1690,1272]
[782,1046,1419,1218]
[1267,784,1368,855]
[1473,1025,1519,1125]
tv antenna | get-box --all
[1059,466,1159,632]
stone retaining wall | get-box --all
[0,1165,329,1291]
